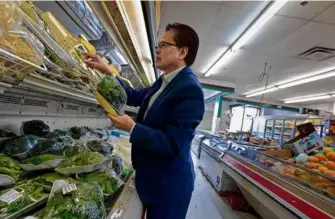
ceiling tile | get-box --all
[159,1,219,40]
[269,21,335,57]
[222,1,268,11]
[246,15,306,49]
[277,1,333,20]
[313,3,335,24]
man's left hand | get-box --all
[108,114,135,133]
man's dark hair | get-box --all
[166,22,199,66]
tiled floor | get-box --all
[186,154,258,219]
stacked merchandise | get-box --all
[0,120,133,218]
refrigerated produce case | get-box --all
[253,115,324,145]
[198,134,335,219]
[0,1,151,218]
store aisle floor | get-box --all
[186,153,258,219]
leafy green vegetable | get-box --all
[63,143,89,157]
[0,182,48,218]
[78,170,123,197]
[29,138,73,157]
[97,76,127,114]
[22,120,50,137]
[45,130,71,139]
[69,126,90,140]
[2,135,40,157]
[21,154,62,165]
[86,140,113,156]
[58,152,105,169]
[32,173,63,187]
[43,182,106,219]
[120,166,133,179]
[0,129,16,138]
[0,154,21,180]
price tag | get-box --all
[0,189,22,204]
[62,183,77,195]
[110,209,123,219]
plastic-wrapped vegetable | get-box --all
[69,126,90,140]
[0,129,16,138]
[45,129,71,139]
[43,180,106,219]
[29,138,72,157]
[20,154,65,171]
[78,170,123,197]
[111,154,123,175]
[0,182,48,218]
[21,120,50,137]
[0,1,45,65]
[30,172,63,188]
[86,140,113,157]
[96,76,127,115]
[63,143,90,157]
[2,135,40,160]
[56,152,106,175]
[0,154,21,181]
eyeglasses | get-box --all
[155,41,178,49]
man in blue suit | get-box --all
[85,22,204,219]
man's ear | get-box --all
[179,47,188,60]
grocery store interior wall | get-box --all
[198,101,215,131]
[303,103,334,113]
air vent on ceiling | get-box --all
[23,98,48,107]
[65,104,79,111]
[298,46,335,61]
[0,95,21,105]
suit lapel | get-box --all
[136,77,163,123]
[144,67,191,124]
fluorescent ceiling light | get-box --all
[283,92,332,102]
[201,47,227,73]
[278,70,335,89]
[205,49,237,77]
[245,69,335,97]
[246,87,279,98]
[284,95,332,104]
[204,0,287,77]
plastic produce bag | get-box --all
[56,152,106,175]
[110,154,123,175]
[0,154,21,186]
[96,76,127,116]
[43,179,106,219]
[45,129,71,139]
[77,170,123,198]
[69,126,90,140]
[0,182,49,218]
[29,138,73,157]
[86,140,113,157]
[0,129,16,138]
[63,142,90,157]
[20,154,65,171]
[21,120,50,137]
[0,1,45,65]
[2,135,40,160]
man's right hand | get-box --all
[84,53,112,75]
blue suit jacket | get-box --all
[119,66,204,204]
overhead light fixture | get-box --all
[205,49,237,77]
[278,70,335,89]
[116,1,156,84]
[245,69,335,97]
[246,87,279,98]
[284,95,332,104]
[204,0,288,77]
[201,47,227,73]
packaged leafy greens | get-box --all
[0,154,21,183]
[2,135,40,160]
[77,170,123,198]
[20,154,65,171]
[21,120,50,137]
[45,130,71,139]
[43,180,106,219]
[86,140,113,157]
[0,182,48,218]
[56,152,105,175]
[97,76,127,115]
[69,126,90,140]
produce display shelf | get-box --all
[0,82,12,94]
[221,152,335,219]
[20,73,97,104]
